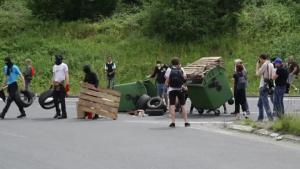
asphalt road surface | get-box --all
[0,97,299,169]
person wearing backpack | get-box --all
[0,57,26,119]
[233,64,249,119]
[165,57,190,128]
[272,58,288,118]
[23,58,35,91]
[256,54,274,122]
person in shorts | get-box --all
[165,57,190,128]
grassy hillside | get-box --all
[0,1,299,95]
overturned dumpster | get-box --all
[114,80,157,112]
[185,57,234,116]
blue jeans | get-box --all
[273,86,285,117]
[156,83,165,97]
[257,86,273,121]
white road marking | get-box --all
[0,131,26,138]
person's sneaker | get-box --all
[53,114,61,119]
[185,122,191,127]
[231,112,238,115]
[17,114,26,119]
[58,115,67,119]
[169,123,175,128]
[0,113,4,119]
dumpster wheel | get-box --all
[214,109,221,116]
[196,108,204,115]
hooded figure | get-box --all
[83,65,99,88]
[83,65,99,120]
[4,57,13,76]
[55,55,63,65]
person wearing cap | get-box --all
[272,57,288,117]
[52,55,69,119]
[0,57,26,119]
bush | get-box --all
[0,0,31,37]
[239,1,297,38]
[145,0,243,42]
[272,115,300,136]
[28,0,118,21]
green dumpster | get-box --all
[114,81,147,112]
[187,66,233,111]
[143,80,157,97]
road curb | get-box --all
[228,124,300,143]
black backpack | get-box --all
[169,67,184,88]
[236,72,247,90]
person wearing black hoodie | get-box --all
[0,57,26,119]
[83,65,99,119]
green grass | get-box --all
[272,115,300,136]
[0,1,299,95]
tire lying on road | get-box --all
[136,94,151,110]
[39,89,55,110]
[146,97,165,110]
[18,90,35,108]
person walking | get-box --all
[149,60,169,106]
[256,54,274,122]
[52,55,69,119]
[23,58,35,91]
[0,57,26,119]
[272,58,288,118]
[105,56,116,89]
[82,64,99,120]
[165,57,190,128]
[286,56,299,93]
[233,64,249,119]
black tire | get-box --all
[228,98,234,105]
[145,109,165,116]
[214,109,221,116]
[39,89,55,110]
[136,94,151,110]
[197,108,204,115]
[146,97,164,109]
[19,90,34,108]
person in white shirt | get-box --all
[165,57,190,128]
[256,54,274,122]
[52,55,69,119]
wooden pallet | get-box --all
[77,83,121,120]
[184,56,224,79]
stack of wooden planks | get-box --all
[77,83,121,120]
[184,56,224,79]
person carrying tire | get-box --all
[82,65,100,120]
[52,55,69,119]
[165,57,190,128]
[0,57,26,119]
[149,60,169,106]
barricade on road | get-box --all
[77,83,121,120]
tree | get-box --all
[28,0,118,21]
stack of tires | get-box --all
[136,94,166,116]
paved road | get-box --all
[0,98,299,169]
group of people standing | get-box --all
[0,55,117,120]
[231,54,299,122]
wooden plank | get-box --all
[79,94,120,108]
[76,103,85,119]
[77,105,117,120]
[81,83,121,97]
[80,88,120,103]
[78,99,119,113]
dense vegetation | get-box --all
[0,0,299,95]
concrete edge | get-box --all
[227,124,300,143]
